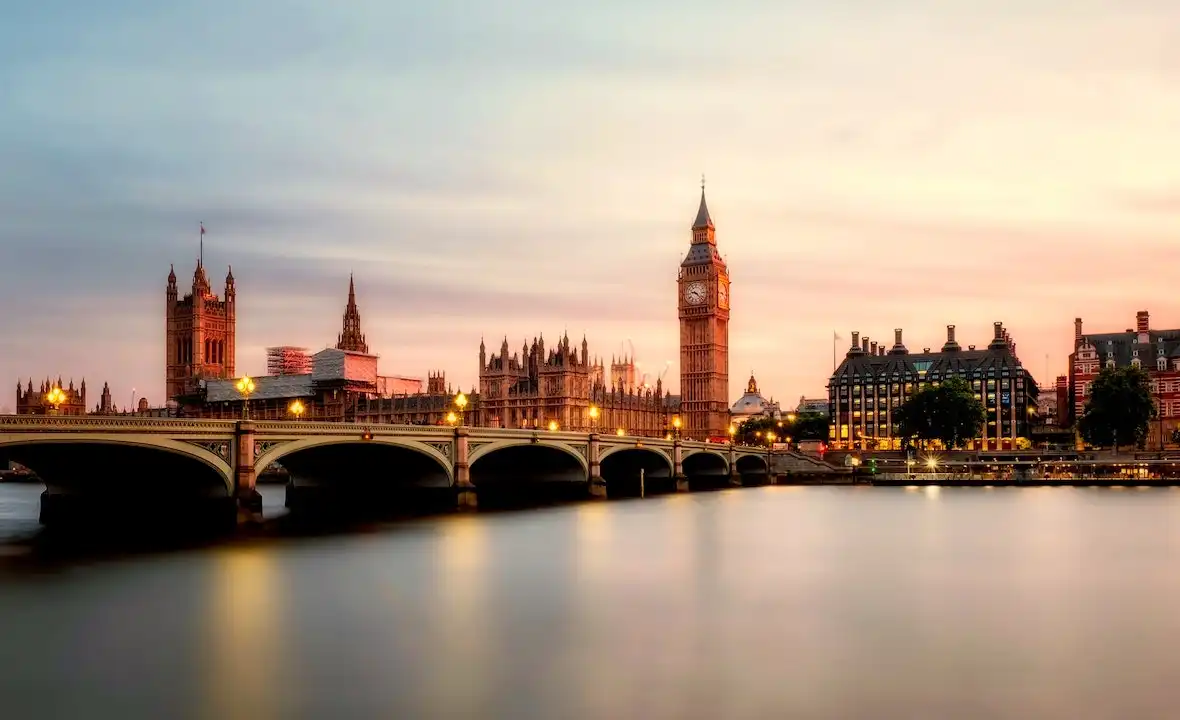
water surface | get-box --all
[2,484,1179,719]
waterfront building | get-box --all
[678,182,731,439]
[15,378,88,416]
[1069,311,1180,449]
[478,334,676,435]
[795,396,829,417]
[166,254,236,401]
[828,324,1039,450]
[728,375,781,425]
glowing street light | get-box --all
[926,457,939,470]
[787,413,797,423]
[288,399,305,420]
[446,411,458,426]
[588,404,599,430]
[672,415,682,439]
[235,375,255,419]
[727,424,737,445]
[45,386,66,415]
[548,420,559,432]
[454,392,468,425]
[616,428,626,437]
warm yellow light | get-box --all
[446,411,458,425]
[672,416,682,429]
[289,399,305,417]
[727,424,736,436]
[787,413,797,422]
[455,392,468,410]
[926,458,938,469]
[665,433,672,440]
[235,375,255,395]
[45,387,66,407]
[755,431,761,438]
[767,432,777,442]
[616,428,625,436]
[548,420,559,432]
[588,405,600,420]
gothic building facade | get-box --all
[678,184,731,439]
[477,335,676,435]
[15,378,88,416]
[166,257,236,401]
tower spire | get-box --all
[336,274,368,354]
[693,175,713,229]
[199,221,205,267]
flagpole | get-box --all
[832,332,837,372]
[199,221,204,268]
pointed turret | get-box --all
[335,274,369,354]
[693,185,714,229]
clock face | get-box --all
[684,281,706,305]
[717,281,729,309]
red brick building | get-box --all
[1069,311,1180,449]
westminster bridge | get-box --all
[0,416,841,528]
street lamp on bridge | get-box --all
[616,427,626,437]
[454,392,468,425]
[548,420,559,432]
[727,424,737,445]
[588,404,599,431]
[671,415,682,440]
[288,399,305,421]
[446,411,458,426]
[235,375,255,420]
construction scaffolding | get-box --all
[266,346,311,376]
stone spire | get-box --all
[693,174,713,229]
[335,274,369,354]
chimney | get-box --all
[947,325,956,344]
[968,345,976,351]
[851,331,860,348]
[994,322,1003,340]
[862,336,870,353]
[894,328,903,346]
[870,341,878,355]
[1074,318,1083,345]
[1137,311,1150,333]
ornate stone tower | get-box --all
[336,274,369,354]
[166,232,236,401]
[678,180,730,439]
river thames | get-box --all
[2,483,1180,718]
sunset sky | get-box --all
[3,0,1180,411]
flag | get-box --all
[833,331,842,341]
[200,222,205,235]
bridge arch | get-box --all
[599,446,674,497]
[598,444,673,468]
[681,448,730,472]
[735,453,770,480]
[0,434,234,494]
[254,436,454,485]
[468,439,589,477]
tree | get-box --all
[733,412,828,447]
[1078,365,1155,451]
[894,377,985,450]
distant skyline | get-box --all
[3,1,1180,408]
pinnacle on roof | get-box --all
[693,176,714,229]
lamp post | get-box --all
[446,411,458,426]
[455,392,468,426]
[45,386,66,415]
[548,420,559,432]
[289,399,305,421]
[766,430,776,478]
[672,415,682,440]
[235,375,255,420]
[588,404,599,432]
[616,427,626,437]
[728,423,737,446]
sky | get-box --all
[3,0,1180,412]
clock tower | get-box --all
[678,181,730,439]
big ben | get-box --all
[678,181,730,439]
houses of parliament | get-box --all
[21,187,734,440]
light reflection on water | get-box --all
[2,485,1180,718]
